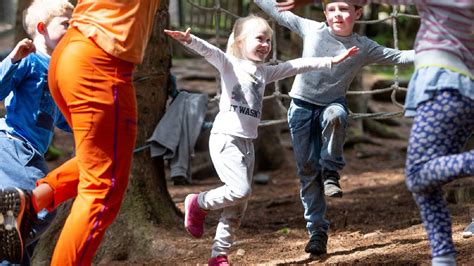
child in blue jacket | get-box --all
[0,0,73,264]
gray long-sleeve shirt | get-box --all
[255,0,415,106]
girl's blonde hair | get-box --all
[24,0,74,38]
[226,14,273,59]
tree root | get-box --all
[363,119,404,139]
[345,135,382,149]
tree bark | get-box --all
[14,0,28,43]
[0,0,15,25]
[255,83,288,172]
[88,1,179,263]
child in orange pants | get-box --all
[0,0,161,265]
[41,27,138,264]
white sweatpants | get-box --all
[198,133,254,258]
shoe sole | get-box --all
[0,188,25,263]
[305,246,327,255]
[326,190,343,198]
[184,194,202,238]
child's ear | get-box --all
[37,22,46,35]
[355,8,363,20]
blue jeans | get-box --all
[0,131,56,265]
[287,99,348,235]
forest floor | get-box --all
[164,142,474,265]
[49,111,474,265]
[162,122,474,265]
[1,33,472,263]
[113,58,474,265]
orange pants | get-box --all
[40,27,137,265]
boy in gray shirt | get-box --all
[254,0,414,255]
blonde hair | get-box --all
[24,0,74,38]
[225,15,273,85]
[226,14,273,59]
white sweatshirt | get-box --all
[184,34,332,139]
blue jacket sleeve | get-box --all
[0,57,27,100]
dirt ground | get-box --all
[114,59,474,265]
[2,38,472,263]
[162,133,474,265]
[49,115,474,265]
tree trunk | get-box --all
[0,0,15,25]
[33,1,178,264]
[87,1,179,263]
[255,83,288,172]
[14,0,28,43]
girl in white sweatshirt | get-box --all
[165,14,358,265]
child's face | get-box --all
[239,21,272,63]
[43,15,70,50]
[324,2,362,37]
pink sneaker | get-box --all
[208,255,229,266]
[184,194,207,238]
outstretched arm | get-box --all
[254,0,320,37]
[276,0,473,10]
[164,27,229,71]
[332,46,359,64]
[275,0,314,12]
[164,28,191,44]
[265,46,359,83]
[364,38,414,65]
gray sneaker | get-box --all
[323,171,343,198]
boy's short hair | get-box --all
[24,0,74,38]
[322,0,363,9]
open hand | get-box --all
[276,0,314,12]
[331,46,359,64]
[10,38,35,64]
[164,28,192,44]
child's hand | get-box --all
[276,0,313,12]
[331,46,359,64]
[164,28,192,44]
[10,38,35,64]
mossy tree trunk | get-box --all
[33,1,180,264]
